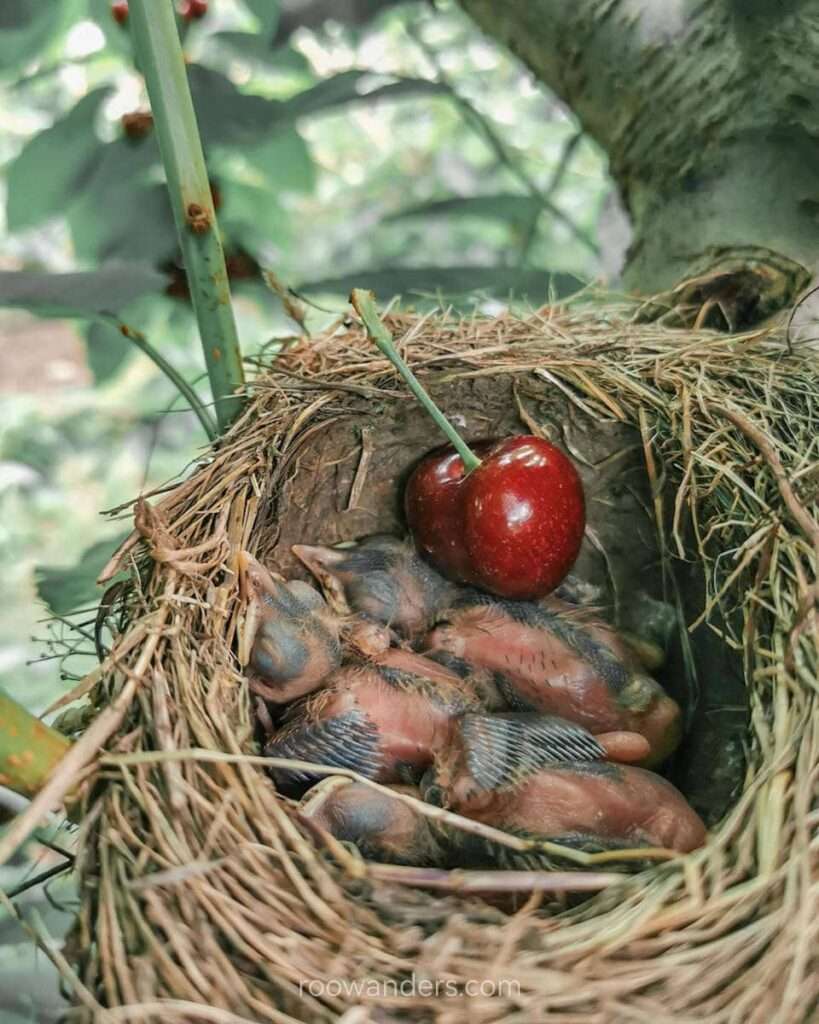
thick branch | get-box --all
[460,0,819,292]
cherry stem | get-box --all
[350,289,482,473]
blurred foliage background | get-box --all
[0,0,614,1017]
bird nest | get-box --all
[52,305,819,1021]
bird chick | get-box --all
[299,777,442,865]
[264,650,483,791]
[427,712,604,804]
[425,592,681,766]
[237,551,341,704]
[433,750,705,856]
[292,534,456,640]
[425,712,649,809]
[382,647,505,711]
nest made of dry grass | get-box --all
[38,305,819,1022]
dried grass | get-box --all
[48,304,819,1021]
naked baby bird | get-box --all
[428,713,705,857]
[292,534,456,640]
[238,551,342,704]
[425,591,682,766]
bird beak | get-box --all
[237,549,254,602]
[237,550,262,667]
[237,551,290,667]
[291,543,351,614]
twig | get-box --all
[518,130,584,266]
[351,288,482,471]
[4,857,74,899]
[717,405,819,544]
[0,898,106,1017]
[366,863,625,893]
[405,21,598,255]
[98,747,681,867]
[98,314,218,442]
[345,426,375,511]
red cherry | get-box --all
[348,290,584,600]
[404,441,488,582]
[111,1,129,24]
[405,435,585,599]
[180,0,208,19]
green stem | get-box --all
[127,0,245,433]
[99,314,218,442]
[0,691,71,799]
[350,289,481,473]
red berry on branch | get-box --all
[224,247,260,281]
[121,111,153,142]
[180,0,208,19]
[111,1,129,25]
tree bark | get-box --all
[459,0,819,299]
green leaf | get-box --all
[79,184,177,263]
[84,320,132,384]
[86,0,135,59]
[0,0,37,29]
[188,64,277,146]
[66,137,166,261]
[241,0,280,36]
[220,181,290,250]
[188,66,446,148]
[389,194,543,230]
[36,533,131,616]
[0,0,78,72]
[213,34,311,76]
[299,266,584,303]
[6,87,111,232]
[280,71,447,120]
[244,128,315,194]
[0,265,168,317]
[211,30,276,62]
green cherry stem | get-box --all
[350,289,482,473]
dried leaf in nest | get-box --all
[134,495,230,576]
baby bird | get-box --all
[292,534,456,640]
[238,551,341,704]
[425,592,681,767]
[299,777,442,865]
[455,762,705,855]
[427,712,648,809]
[264,649,483,791]
[423,712,605,805]
[429,720,705,856]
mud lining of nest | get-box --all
[59,306,816,1022]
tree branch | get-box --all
[0,691,71,800]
